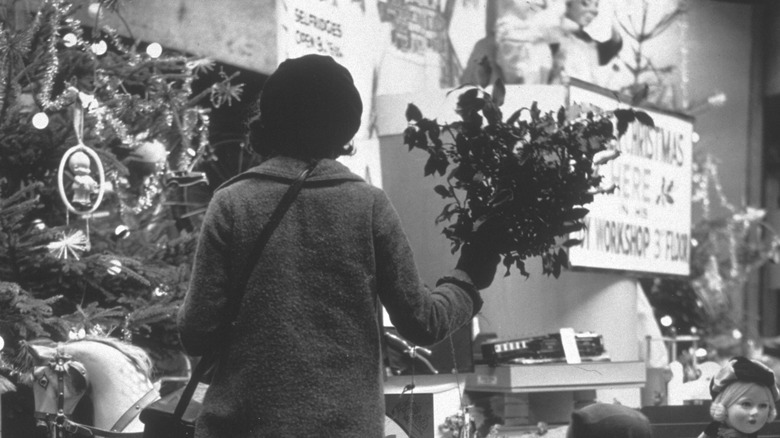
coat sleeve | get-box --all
[373,190,483,346]
[177,189,234,356]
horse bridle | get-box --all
[34,345,158,438]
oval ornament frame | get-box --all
[57,144,106,215]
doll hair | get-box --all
[710,380,777,424]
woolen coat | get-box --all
[177,156,483,437]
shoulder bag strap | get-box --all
[173,160,318,419]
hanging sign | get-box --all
[276,0,383,187]
[567,81,693,276]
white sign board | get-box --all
[276,0,383,187]
[567,82,693,276]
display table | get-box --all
[466,361,646,393]
[464,362,646,431]
[384,374,464,438]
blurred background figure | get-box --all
[567,403,654,438]
[493,0,564,84]
[550,0,623,86]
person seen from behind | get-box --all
[177,54,501,437]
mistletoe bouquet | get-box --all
[404,81,653,277]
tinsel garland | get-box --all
[119,163,166,216]
[36,1,73,111]
[0,30,9,112]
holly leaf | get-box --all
[403,126,418,151]
[552,259,562,278]
[456,88,484,118]
[614,109,636,137]
[616,119,629,138]
[613,109,636,123]
[562,207,589,221]
[435,156,449,176]
[434,184,451,198]
[435,203,459,225]
[557,106,566,126]
[483,100,502,126]
[424,150,449,176]
[634,111,655,128]
[424,156,438,176]
[503,256,513,277]
[492,78,506,107]
[406,103,423,122]
[506,109,523,126]
[428,119,441,141]
[530,102,541,122]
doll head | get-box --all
[68,151,91,175]
[565,0,600,28]
[709,357,780,434]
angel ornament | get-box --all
[57,144,106,215]
[68,150,99,207]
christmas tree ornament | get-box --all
[78,91,98,111]
[114,224,130,239]
[68,151,99,207]
[58,145,105,213]
[146,42,162,58]
[106,259,122,275]
[91,40,107,56]
[57,99,106,216]
[62,32,78,47]
[119,138,168,217]
[32,219,46,230]
[164,170,208,188]
[0,334,4,352]
[128,138,168,168]
[68,326,86,340]
[47,229,90,260]
[16,93,37,114]
[31,112,49,129]
[87,2,103,18]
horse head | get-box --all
[30,342,89,428]
[29,336,160,434]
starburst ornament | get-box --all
[47,229,90,260]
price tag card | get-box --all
[560,327,581,364]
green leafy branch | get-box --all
[404,81,653,277]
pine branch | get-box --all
[0,281,59,341]
[126,302,178,331]
[58,301,126,334]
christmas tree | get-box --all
[0,0,245,400]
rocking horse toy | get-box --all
[30,337,161,437]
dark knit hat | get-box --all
[710,356,780,401]
[252,54,362,157]
[567,403,653,438]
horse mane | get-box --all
[67,336,154,381]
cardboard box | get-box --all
[385,375,463,438]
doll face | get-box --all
[566,0,599,27]
[726,384,772,434]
